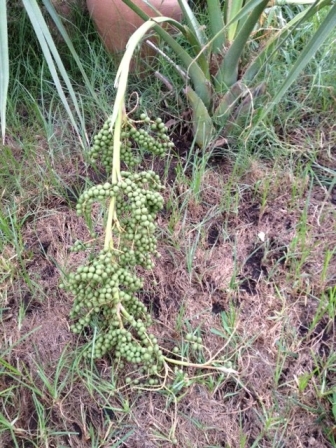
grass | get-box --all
[0,3,336,448]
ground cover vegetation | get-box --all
[0,1,336,447]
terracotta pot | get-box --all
[86,0,183,60]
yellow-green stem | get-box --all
[104,105,124,251]
[119,303,133,321]
[112,104,124,184]
[104,196,116,250]
[115,302,124,329]
[163,357,237,374]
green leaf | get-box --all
[243,0,332,83]
[42,0,98,103]
[213,81,246,126]
[1,0,96,142]
[216,0,269,90]
[297,372,312,392]
[178,0,208,49]
[261,3,336,117]
[182,25,210,73]
[21,0,86,144]
[186,87,216,148]
[210,328,226,339]
[177,0,211,76]
[331,391,336,422]
[206,0,225,53]
[121,0,212,107]
[0,357,21,376]
[0,0,9,143]
[224,0,244,43]
[273,0,317,4]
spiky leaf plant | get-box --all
[0,0,95,144]
[121,0,336,147]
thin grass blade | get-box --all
[0,0,9,143]
[0,357,22,376]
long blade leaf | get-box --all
[243,0,332,82]
[182,26,211,77]
[176,0,211,76]
[269,3,336,107]
[121,0,212,107]
[0,0,9,143]
[215,0,269,90]
[178,0,208,49]
[22,0,86,143]
[185,87,215,148]
[206,0,225,52]
[42,0,98,103]
[225,0,244,42]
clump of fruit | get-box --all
[62,113,170,372]
[88,113,174,171]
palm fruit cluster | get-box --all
[62,112,173,376]
[75,169,163,269]
[88,113,174,171]
[66,249,166,367]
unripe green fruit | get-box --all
[65,115,174,385]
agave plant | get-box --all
[0,0,95,144]
[121,0,336,147]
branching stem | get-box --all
[163,357,237,375]
[104,104,124,250]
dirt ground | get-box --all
[1,136,335,447]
